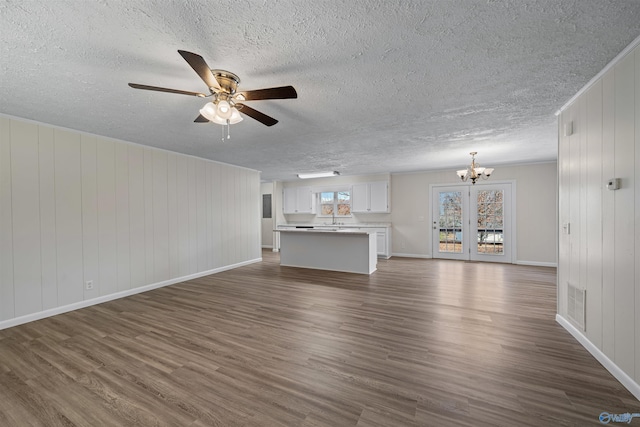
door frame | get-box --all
[429,180,517,263]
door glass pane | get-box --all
[477,190,504,255]
[438,191,462,253]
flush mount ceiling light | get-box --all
[456,152,494,185]
[297,171,340,179]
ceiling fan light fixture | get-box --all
[216,100,232,119]
[199,102,218,121]
[228,107,243,124]
[200,102,243,125]
[129,50,296,128]
[297,171,340,179]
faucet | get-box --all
[332,210,337,225]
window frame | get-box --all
[317,190,352,218]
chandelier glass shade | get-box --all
[456,152,494,185]
[199,101,243,125]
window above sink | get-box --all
[319,190,351,218]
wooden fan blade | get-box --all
[128,83,207,97]
[237,85,297,101]
[194,114,210,123]
[177,50,220,91]
[236,104,278,126]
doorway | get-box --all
[431,183,514,263]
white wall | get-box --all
[0,115,261,328]
[390,163,557,264]
[557,41,640,399]
[278,166,557,265]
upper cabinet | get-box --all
[351,181,390,213]
[283,186,316,214]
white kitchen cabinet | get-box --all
[370,226,391,258]
[283,187,316,214]
[351,181,389,213]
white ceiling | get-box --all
[1,1,639,181]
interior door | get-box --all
[432,183,513,263]
[470,184,512,263]
[432,187,469,260]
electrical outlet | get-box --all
[85,280,94,290]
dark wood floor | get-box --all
[0,251,637,426]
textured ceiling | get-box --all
[1,1,639,181]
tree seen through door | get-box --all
[437,189,505,255]
[476,189,504,254]
[438,191,463,253]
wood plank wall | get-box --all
[558,43,639,390]
[0,116,261,325]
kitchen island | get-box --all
[275,228,377,275]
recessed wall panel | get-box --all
[152,150,169,282]
[188,157,197,274]
[11,120,42,316]
[613,53,636,377]
[634,46,640,384]
[176,155,189,277]
[635,45,640,385]
[128,145,145,288]
[54,129,83,306]
[115,142,130,292]
[167,153,179,278]
[0,118,14,320]
[212,163,222,269]
[143,148,154,284]
[601,71,616,357]
[38,126,57,310]
[196,160,207,271]
[81,134,100,300]
[585,81,603,349]
[206,162,214,270]
[97,138,117,296]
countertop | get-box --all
[276,223,390,229]
[274,228,374,235]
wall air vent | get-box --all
[567,283,586,331]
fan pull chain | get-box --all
[226,119,231,139]
[221,125,224,143]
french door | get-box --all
[432,183,513,263]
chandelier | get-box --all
[456,152,494,185]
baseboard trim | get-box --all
[391,252,433,259]
[556,314,640,401]
[388,254,556,266]
[0,258,262,331]
[516,260,557,267]
[261,245,273,249]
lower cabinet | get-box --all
[369,227,391,259]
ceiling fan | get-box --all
[128,50,297,127]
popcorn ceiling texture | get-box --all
[1,0,639,180]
